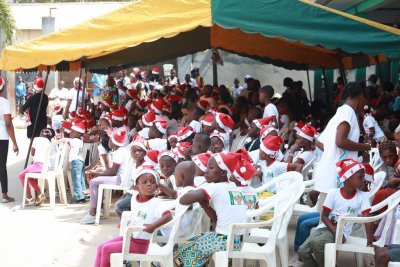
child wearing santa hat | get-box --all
[158,151,178,191]
[209,130,228,154]
[256,135,302,192]
[174,152,246,267]
[192,152,212,187]
[145,119,168,151]
[245,116,275,152]
[80,128,130,224]
[298,159,373,267]
[287,124,317,166]
[51,102,64,134]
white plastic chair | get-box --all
[369,147,383,172]
[22,139,69,209]
[388,219,400,267]
[325,191,400,267]
[110,204,189,267]
[245,172,305,267]
[368,171,386,200]
[95,156,133,225]
[211,178,305,267]
[301,156,316,181]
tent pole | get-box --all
[321,68,330,108]
[306,69,312,102]
[340,68,347,85]
[375,56,383,83]
[82,68,88,108]
[75,67,83,111]
[24,67,50,168]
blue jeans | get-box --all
[115,193,132,218]
[294,212,320,252]
[71,159,86,201]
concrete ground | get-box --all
[0,123,358,267]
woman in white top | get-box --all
[314,82,371,207]
[0,77,19,203]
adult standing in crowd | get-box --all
[15,76,26,114]
[313,81,371,206]
[48,81,69,116]
[22,77,48,138]
[0,77,19,203]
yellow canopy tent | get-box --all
[1,0,399,72]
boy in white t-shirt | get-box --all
[298,159,373,267]
[18,128,55,206]
[145,119,167,151]
[94,166,172,267]
[192,152,212,187]
[174,152,246,267]
[158,151,178,190]
[259,85,279,128]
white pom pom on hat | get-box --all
[240,167,246,173]
[336,167,342,173]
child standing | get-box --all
[174,152,246,267]
[259,85,279,127]
[68,118,87,204]
[19,128,55,206]
[298,159,373,267]
[94,166,172,267]
[51,103,64,134]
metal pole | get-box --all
[321,68,329,109]
[82,68,88,108]
[375,56,383,83]
[75,67,83,111]
[306,69,312,102]
[24,67,50,168]
[340,68,348,85]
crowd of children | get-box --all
[19,69,400,267]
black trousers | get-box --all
[0,140,9,193]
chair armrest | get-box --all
[304,180,314,187]
[246,197,275,218]
[255,180,275,193]
[122,226,145,254]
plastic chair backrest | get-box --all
[301,156,316,181]
[369,171,386,200]
[120,157,134,187]
[275,171,304,192]
[53,139,68,174]
[375,191,400,247]
[369,148,383,171]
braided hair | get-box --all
[378,140,396,154]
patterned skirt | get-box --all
[173,231,242,267]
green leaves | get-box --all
[0,0,15,48]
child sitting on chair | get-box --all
[286,124,317,166]
[158,151,178,190]
[174,152,247,267]
[298,159,373,267]
[192,152,212,187]
[94,166,172,267]
[19,128,55,206]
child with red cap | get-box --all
[298,159,373,267]
[174,152,246,267]
[287,124,317,166]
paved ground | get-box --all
[0,123,358,267]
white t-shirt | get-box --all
[194,176,206,187]
[263,103,279,127]
[147,138,167,151]
[201,182,247,235]
[363,115,385,141]
[112,146,130,178]
[232,85,243,98]
[0,97,11,140]
[318,188,371,238]
[314,105,360,193]
[260,160,290,193]
[68,88,85,112]
[52,114,64,131]
[49,87,69,100]
[294,150,314,165]
[128,193,171,240]
[138,128,149,139]
[280,114,290,140]
[240,186,258,210]
[32,137,51,163]
[68,138,84,162]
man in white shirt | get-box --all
[259,85,279,128]
[48,81,69,116]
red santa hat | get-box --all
[197,100,210,111]
[154,119,167,134]
[130,141,147,152]
[112,109,125,121]
[145,150,160,167]
[142,110,156,127]
[297,124,318,142]
[150,99,165,115]
[201,113,215,127]
[234,148,253,163]
[73,77,83,85]
[362,163,374,182]
[33,77,45,91]
[106,75,115,87]
[152,67,160,75]
[253,116,276,129]
[210,130,227,144]
[68,111,77,120]
[107,128,128,147]
[175,84,186,94]
[86,118,96,129]
[110,104,119,112]
[192,153,212,172]
[61,121,72,133]
[101,96,112,108]
[232,158,257,185]
[133,67,140,75]
[71,118,86,134]
[136,100,148,110]
[54,103,62,113]
[176,142,191,159]
[126,89,138,100]
[212,152,241,177]
[176,127,194,142]
[260,135,284,158]
[260,125,278,140]
[159,150,178,163]
[103,114,112,125]
[293,120,305,132]
[0,77,4,91]
[218,104,234,116]
[133,165,158,183]
[162,104,171,113]
[168,133,178,143]
[164,95,182,105]
[336,159,365,184]
[215,113,234,133]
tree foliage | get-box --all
[0,0,15,48]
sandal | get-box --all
[25,197,35,206]
[34,194,47,206]
[2,197,15,203]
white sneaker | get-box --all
[293,260,304,267]
[79,213,96,224]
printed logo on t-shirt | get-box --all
[265,172,274,178]
[228,191,246,206]
[137,211,147,220]
[243,195,257,209]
